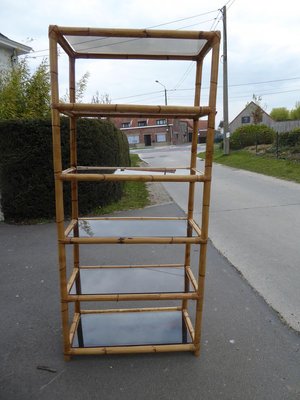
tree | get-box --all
[0,59,50,120]
[92,91,111,104]
[290,102,300,120]
[60,71,90,103]
[0,57,91,120]
[250,94,263,125]
[270,107,290,121]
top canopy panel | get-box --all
[50,26,219,60]
[65,35,206,57]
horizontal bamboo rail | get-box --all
[53,25,219,41]
[61,236,205,245]
[52,103,211,119]
[80,306,182,314]
[59,172,206,182]
[74,53,200,61]
[69,344,195,355]
[67,292,198,302]
[77,216,187,221]
[79,263,184,269]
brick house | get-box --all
[113,117,208,147]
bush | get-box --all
[278,128,300,147]
[230,124,275,150]
[0,118,130,221]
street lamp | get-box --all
[155,80,168,105]
[155,80,172,144]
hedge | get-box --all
[230,124,275,150]
[278,128,300,147]
[0,118,130,221]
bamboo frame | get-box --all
[66,263,199,302]
[49,25,220,359]
[59,167,207,182]
[66,307,195,356]
[52,103,211,119]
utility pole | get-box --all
[222,5,230,155]
[155,80,172,144]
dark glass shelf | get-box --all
[69,266,194,295]
[72,310,192,348]
[72,218,195,238]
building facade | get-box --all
[113,117,208,147]
[229,101,274,133]
[0,33,32,69]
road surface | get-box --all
[134,144,300,331]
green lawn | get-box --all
[94,154,150,215]
[198,147,300,184]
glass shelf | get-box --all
[64,218,203,245]
[69,265,197,296]
[71,309,192,348]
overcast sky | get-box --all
[1,0,299,124]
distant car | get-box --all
[214,131,224,143]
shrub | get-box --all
[0,118,130,221]
[278,128,300,147]
[230,124,275,150]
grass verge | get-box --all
[94,154,150,215]
[198,147,300,184]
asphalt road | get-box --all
[1,203,300,399]
[136,144,300,332]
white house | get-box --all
[229,101,274,133]
[0,33,32,69]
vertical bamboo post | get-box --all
[49,28,71,361]
[183,60,203,311]
[194,38,220,356]
[69,57,81,314]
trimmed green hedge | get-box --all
[230,124,275,150]
[0,118,130,221]
[278,128,300,147]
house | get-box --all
[113,117,208,147]
[229,101,274,133]
[0,33,32,69]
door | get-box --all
[144,134,152,146]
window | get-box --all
[127,135,140,144]
[156,133,166,142]
[156,119,167,125]
[241,116,250,124]
[122,122,131,128]
[138,120,147,127]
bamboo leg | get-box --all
[194,40,220,356]
[50,31,71,360]
[69,57,81,315]
[183,60,203,311]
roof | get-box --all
[0,33,32,55]
[49,26,220,61]
[229,101,273,126]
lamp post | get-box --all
[155,80,168,105]
[155,80,172,144]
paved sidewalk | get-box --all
[0,203,299,400]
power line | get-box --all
[146,9,219,29]
[25,8,221,56]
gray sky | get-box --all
[1,0,299,124]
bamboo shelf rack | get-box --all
[49,25,220,360]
